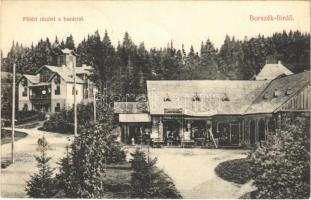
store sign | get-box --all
[164,108,183,114]
[163,108,183,120]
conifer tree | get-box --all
[130,148,182,198]
[25,136,56,198]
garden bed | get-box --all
[214,158,252,184]
[1,129,28,145]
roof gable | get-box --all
[256,62,293,80]
[246,71,310,114]
[17,74,40,84]
[36,65,85,83]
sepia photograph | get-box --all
[0,0,310,199]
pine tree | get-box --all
[25,136,56,198]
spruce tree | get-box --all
[25,136,56,198]
[130,148,182,198]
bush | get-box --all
[130,148,182,199]
[249,112,310,199]
[16,111,45,123]
[41,103,117,134]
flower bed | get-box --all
[214,158,252,184]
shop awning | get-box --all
[119,113,151,123]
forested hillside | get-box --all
[2,30,310,95]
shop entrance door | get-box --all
[230,123,239,145]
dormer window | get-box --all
[221,93,230,101]
[163,95,171,102]
[192,93,200,101]
[263,93,269,99]
[273,89,280,97]
[285,87,292,96]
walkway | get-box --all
[1,126,73,197]
[149,148,256,198]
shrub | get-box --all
[130,148,182,199]
[41,103,117,134]
[249,112,310,199]
[25,136,56,197]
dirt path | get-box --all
[149,148,256,199]
[1,126,73,198]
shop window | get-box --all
[55,85,60,95]
[55,103,61,112]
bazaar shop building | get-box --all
[114,63,310,147]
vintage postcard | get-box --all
[0,0,310,199]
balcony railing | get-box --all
[30,95,51,104]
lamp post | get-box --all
[93,87,97,123]
[11,63,16,163]
[73,61,77,137]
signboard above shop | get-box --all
[164,108,183,115]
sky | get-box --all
[0,1,310,56]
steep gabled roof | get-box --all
[17,74,40,84]
[256,62,293,80]
[23,74,40,83]
[246,71,310,114]
[147,80,270,116]
[37,65,85,83]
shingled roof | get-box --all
[246,71,310,114]
[147,80,270,116]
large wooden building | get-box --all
[114,63,310,148]
[17,49,96,113]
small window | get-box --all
[273,89,280,97]
[55,85,60,95]
[221,93,230,101]
[263,93,269,99]
[22,86,27,96]
[163,96,171,102]
[55,103,61,112]
[285,87,292,96]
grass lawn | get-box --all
[214,158,252,184]
[101,165,133,198]
[1,129,28,145]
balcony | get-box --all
[30,95,51,104]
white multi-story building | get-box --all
[17,48,96,113]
